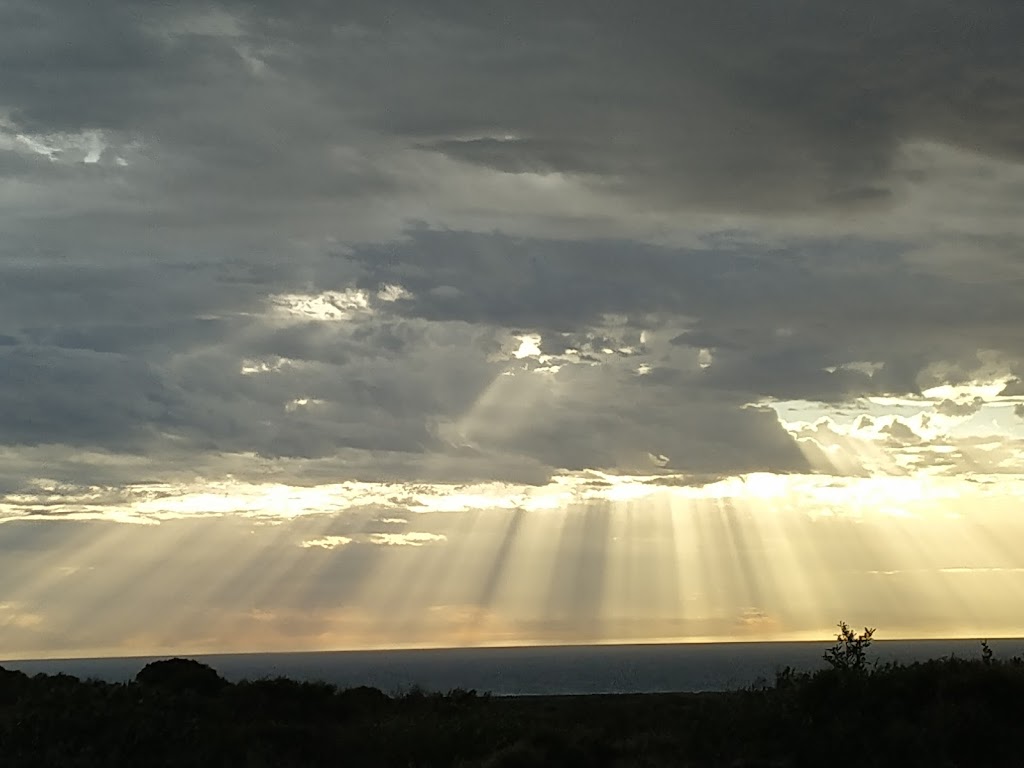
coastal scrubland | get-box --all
[1,626,1022,767]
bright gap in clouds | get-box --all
[269,289,371,321]
[5,462,1024,657]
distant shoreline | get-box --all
[5,636,1023,696]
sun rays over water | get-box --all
[3,0,1024,665]
[4,373,1024,658]
[5,466,1024,659]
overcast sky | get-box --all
[3,1,1024,658]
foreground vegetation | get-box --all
[2,626,1023,766]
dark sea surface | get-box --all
[5,639,1024,696]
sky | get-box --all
[2,1,1024,659]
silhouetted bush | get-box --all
[334,683,390,717]
[135,657,226,695]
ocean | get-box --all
[4,639,1023,696]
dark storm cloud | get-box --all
[350,229,1024,399]
[0,0,1022,492]
[0,346,175,449]
[4,0,1022,214]
[216,0,1024,212]
[0,234,821,481]
[1,217,1022,483]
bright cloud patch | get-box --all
[269,290,371,321]
[369,532,447,547]
[300,535,353,549]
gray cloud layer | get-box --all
[1,0,1023,495]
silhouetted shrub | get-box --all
[982,639,994,664]
[0,665,29,704]
[135,658,226,696]
[823,621,875,674]
[334,684,390,716]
